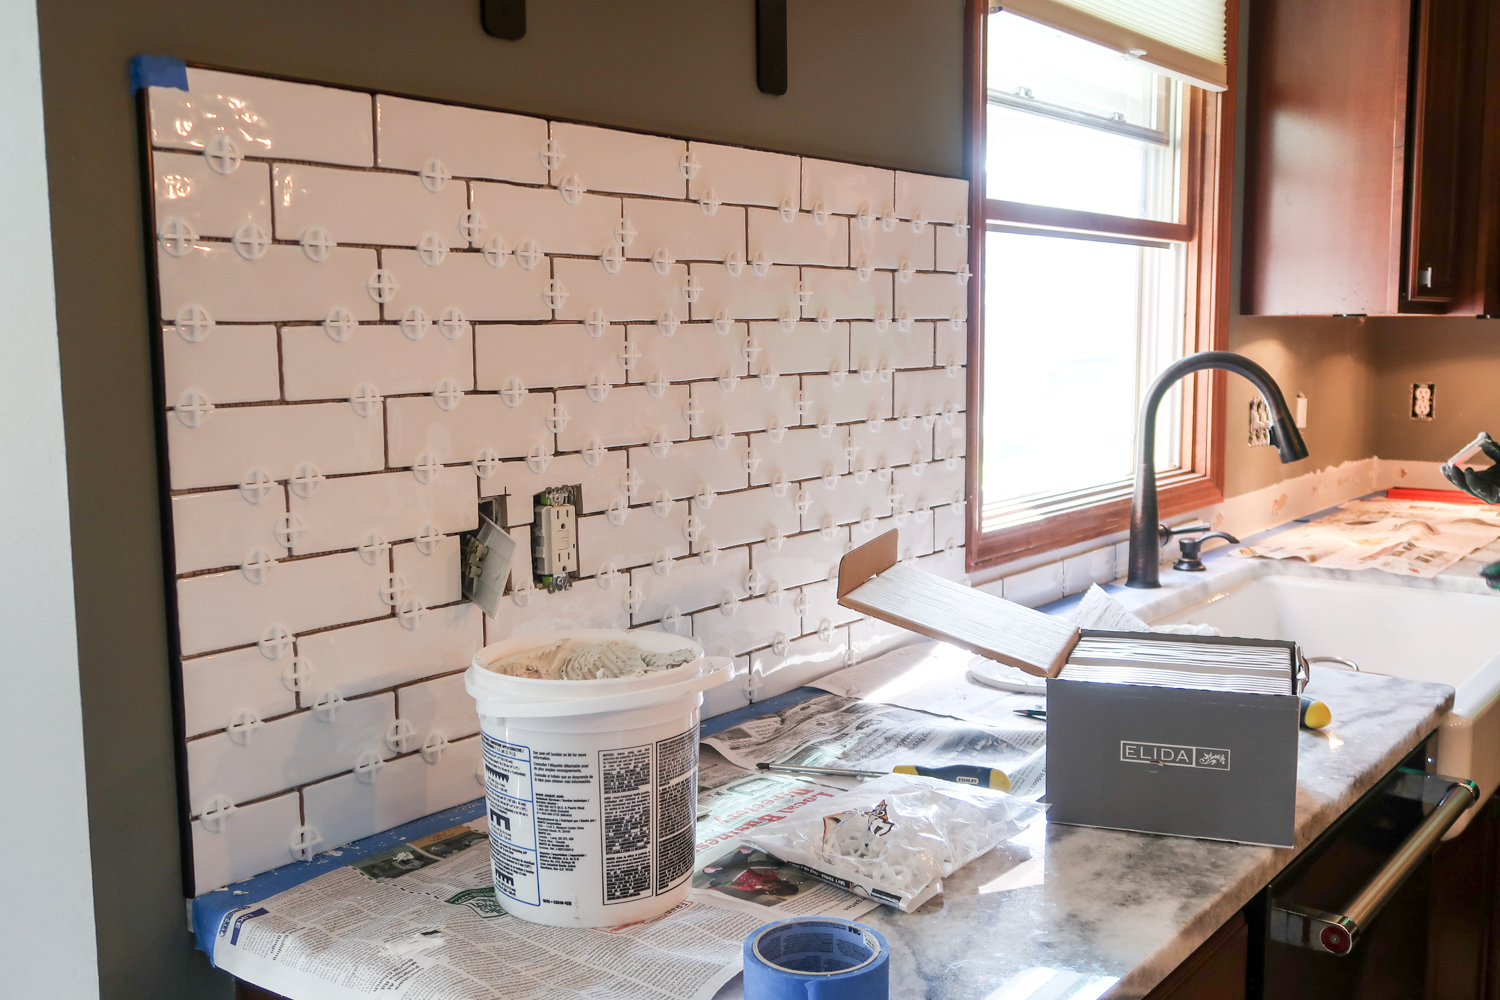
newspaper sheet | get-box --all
[210,812,872,1000]
[1235,499,1500,577]
[701,691,1048,798]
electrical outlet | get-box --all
[1411,383,1435,421]
[1248,398,1272,447]
[530,485,582,592]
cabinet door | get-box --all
[1402,0,1489,312]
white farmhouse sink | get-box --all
[1146,568,1500,837]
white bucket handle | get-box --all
[474,657,735,719]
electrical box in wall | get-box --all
[530,485,581,592]
[460,508,518,618]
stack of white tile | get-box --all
[149,68,971,894]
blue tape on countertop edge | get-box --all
[743,918,890,1000]
[192,798,485,964]
[130,55,188,93]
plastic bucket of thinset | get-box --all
[465,629,734,928]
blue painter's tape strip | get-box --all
[130,55,188,94]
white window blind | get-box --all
[1000,0,1228,91]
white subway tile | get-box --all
[750,528,844,589]
[895,172,970,224]
[934,320,968,371]
[692,378,801,438]
[186,693,395,812]
[484,575,631,638]
[687,142,799,208]
[893,458,965,513]
[157,243,379,324]
[847,418,933,474]
[551,122,685,198]
[629,323,746,384]
[478,450,628,517]
[917,546,968,584]
[176,550,389,655]
[282,323,473,401]
[163,324,280,405]
[1003,562,1065,609]
[850,221,935,271]
[851,514,934,560]
[848,617,920,665]
[747,209,848,267]
[576,506,690,577]
[744,321,849,378]
[273,164,467,247]
[701,665,751,718]
[692,594,802,659]
[801,159,895,216]
[799,473,894,532]
[932,502,966,557]
[894,368,965,422]
[377,95,548,184]
[165,401,384,490]
[301,735,482,852]
[696,486,800,549]
[849,320,934,373]
[690,263,799,323]
[750,631,848,700]
[553,258,688,324]
[627,437,750,500]
[382,249,552,322]
[182,644,297,738]
[934,418,967,461]
[799,373,894,426]
[476,323,627,391]
[470,183,621,254]
[298,605,483,700]
[625,200,746,263]
[151,68,374,166]
[386,392,551,466]
[895,270,969,321]
[556,383,690,451]
[190,792,302,896]
[1062,547,1116,597]
[749,425,849,486]
[288,468,475,555]
[1113,541,1131,582]
[630,547,750,622]
[154,152,271,239]
[799,579,863,632]
[934,224,969,272]
[801,268,893,322]
[393,535,463,608]
[397,673,480,743]
[171,486,291,573]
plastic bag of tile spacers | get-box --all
[744,773,1044,912]
[466,629,734,927]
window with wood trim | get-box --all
[963,0,1236,570]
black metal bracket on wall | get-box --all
[481,0,526,40]
[756,0,788,95]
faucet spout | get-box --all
[1126,351,1308,588]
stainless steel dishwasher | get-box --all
[1247,734,1478,999]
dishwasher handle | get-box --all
[1271,777,1479,956]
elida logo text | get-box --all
[1120,742,1231,771]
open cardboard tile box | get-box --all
[837,531,1302,847]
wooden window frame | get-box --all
[962,0,1238,572]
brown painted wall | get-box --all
[33,3,965,997]
[1371,317,1500,461]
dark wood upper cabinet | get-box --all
[1244,0,1497,316]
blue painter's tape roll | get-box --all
[743,918,889,1000]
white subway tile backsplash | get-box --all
[296,606,482,701]
[166,401,384,491]
[932,501,967,556]
[848,616,920,665]
[691,263,799,323]
[849,320,934,375]
[894,368,965,422]
[894,172,969,224]
[377,95,548,184]
[688,142,800,208]
[555,384,691,451]
[576,505,690,577]
[848,418,933,473]
[934,320,968,371]
[918,546,969,584]
[801,159,895,217]
[282,322,473,401]
[182,645,297,738]
[186,692,395,812]
[696,487,800,549]
[288,469,476,555]
[273,164,467,247]
[895,270,969,321]
[171,486,291,573]
[301,735,481,853]
[627,437,749,500]
[382,249,553,322]
[801,267,893,321]
[397,673,480,743]
[151,69,374,166]
[892,459,964,513]
[747,209,849,267]
[750,631,848,700]
[1002,561,1066,608]
[386,392,551,466]
[749,425,849,486]
[851,514,934,560]
[190,792,302,895]
[476,323,627,391]
[747,321,850,377]
[470,183,621,255]
[551,122,686,198]
[934,225,969,272]
[934,418,967,461]
[629,323,746,384]
[176,551,388,656]
[478,450,628,517]
[692,594,802,659]
[626,200,745,263]
[691,378,800,436]
[799,579,862,631]
[162,324,280,405]
[1062,546,1116,596]
[799,373,894,426]
[393,535,464,608]
[483,576,631,639]
[154,152,271,239]
[630,547,750,622]
[749,529,844,589]
[553,258,687,324]
[850,222,935,271]
[799,472,894,532]
[157,244,379,324]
